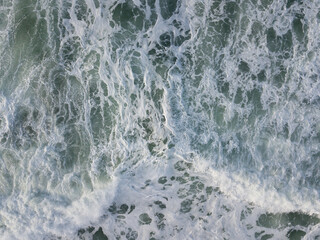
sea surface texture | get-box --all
[0,0,320,239]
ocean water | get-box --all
[0,0,320,239]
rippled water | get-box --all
[0,0,320,239]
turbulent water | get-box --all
[0,0,320,239]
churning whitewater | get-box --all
[0,0,320,239]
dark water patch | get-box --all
[158,176,167,184]
[267,28,293,58]
[139,213,152,225]
[13,0,50,61]
[292,17,304,43]
[112,2,145,31]
[286,229,306,240]
[234,88,243,104]
[14,0,37,45]
[180,199,192,213]
[74,0,88,21]
[160,0,178,20]
[55,124,90,172]
[224,2,240,20]
[174,160,192,172]
[174,33,190,46]
[126,228,138,240]
[155,213,166,230]
[10,105,40,150]
[93,227,109,240]
[209,19,232,49]
[257,212,320,229]
[257,70,266,82]
[61,37,81,69]
[108,203,134,215]
[117,204,129,214]
[159,31,173,48]
[286,0,303,9]
[255,231,274,240]
[260,0,273,9]
[78,226,109,240]
[154,200,166,209]
[238,60,250,73]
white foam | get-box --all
[0,0,320,239]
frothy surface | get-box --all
[0,0,319,239]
